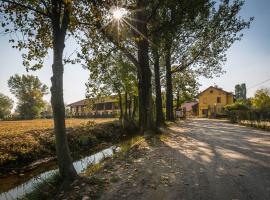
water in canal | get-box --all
[0,146,117,200]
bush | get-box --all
[227,108,270,123]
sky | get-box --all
[0,0,270,108]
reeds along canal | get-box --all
[0,146,118,200]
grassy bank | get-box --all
[19,135,146,200]
[0,118,132,175]
[239,120,270,131]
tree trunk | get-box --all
[132,95,137,120]
[153,48,165,127]
[118,92,123,120]
[51,39,77,180]
[176,91,180,109]
[128,93,132,119]
[50,3,77,180]
[136,0,154,133]
[124,91,128,119]
[165,40,174,121]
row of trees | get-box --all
[0,0,252,181]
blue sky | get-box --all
[0,0,270,107]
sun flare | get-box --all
[112,7,127,20]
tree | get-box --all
[0,93,13,119]
[85,50,138,127]
[252,88,270,109]
[148,0,211,121]
[159,0,252,121]
[1,0,80,180]
[41,101,53,118]
[235,83,247,100]
[172,69,199,109]
[8,74,48,119]
[79,0,160,133]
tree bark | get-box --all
[128,93,132,119]
[124,91,128,119]
[132,95,137,120]
[118,92,123,120]
[165,39,174,121]
[153,48,165,127]
[176,90,180,109]
[136,0,154,133]
[51,39,77,180]
[50,2,77,180]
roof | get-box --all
[197,86,234,97]
[181,101,198,111]
[67,99,87,107]
[67,95,118,107]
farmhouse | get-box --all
[67,96,120,117]
[198,86,234,117]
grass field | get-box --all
[0,118,120,172]
[0,118,114,134]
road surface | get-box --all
[100,119,270,200]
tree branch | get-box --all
[2,0,51,18]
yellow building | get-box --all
[198,86,234,117]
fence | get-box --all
[227,109,270,123]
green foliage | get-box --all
[0,93,13,119]
[8,74,48,119]
[225,89,270,123]
[0,0,80,70]
[172,69,199,106]
[251,88,270,109]
[235,83,247,100]
[227,109,270,123]
[151,0,253,78]
[224,99,250,112]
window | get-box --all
[96,103,104,110]
[217,97,221,103]
[104,102,113,110]
[210,90,213,94]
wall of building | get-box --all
[198,87,234,117]
[70,102,119,117]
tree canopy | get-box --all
[8,74,48,119]
[0,93,13,119]
[252,88,270,109]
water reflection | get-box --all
[0,146,115,200]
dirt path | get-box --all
[99,119,270,200]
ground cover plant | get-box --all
[0,118,128,175]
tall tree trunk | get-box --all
[128,93,132,119]
[136,0,154,133]
[176,90,180,109]
[118,92,123,120]
[124,91,128,119]
[153,48,165,127]
[165,40,174,121]
[132,95,137,120]
[50,2,77,180]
